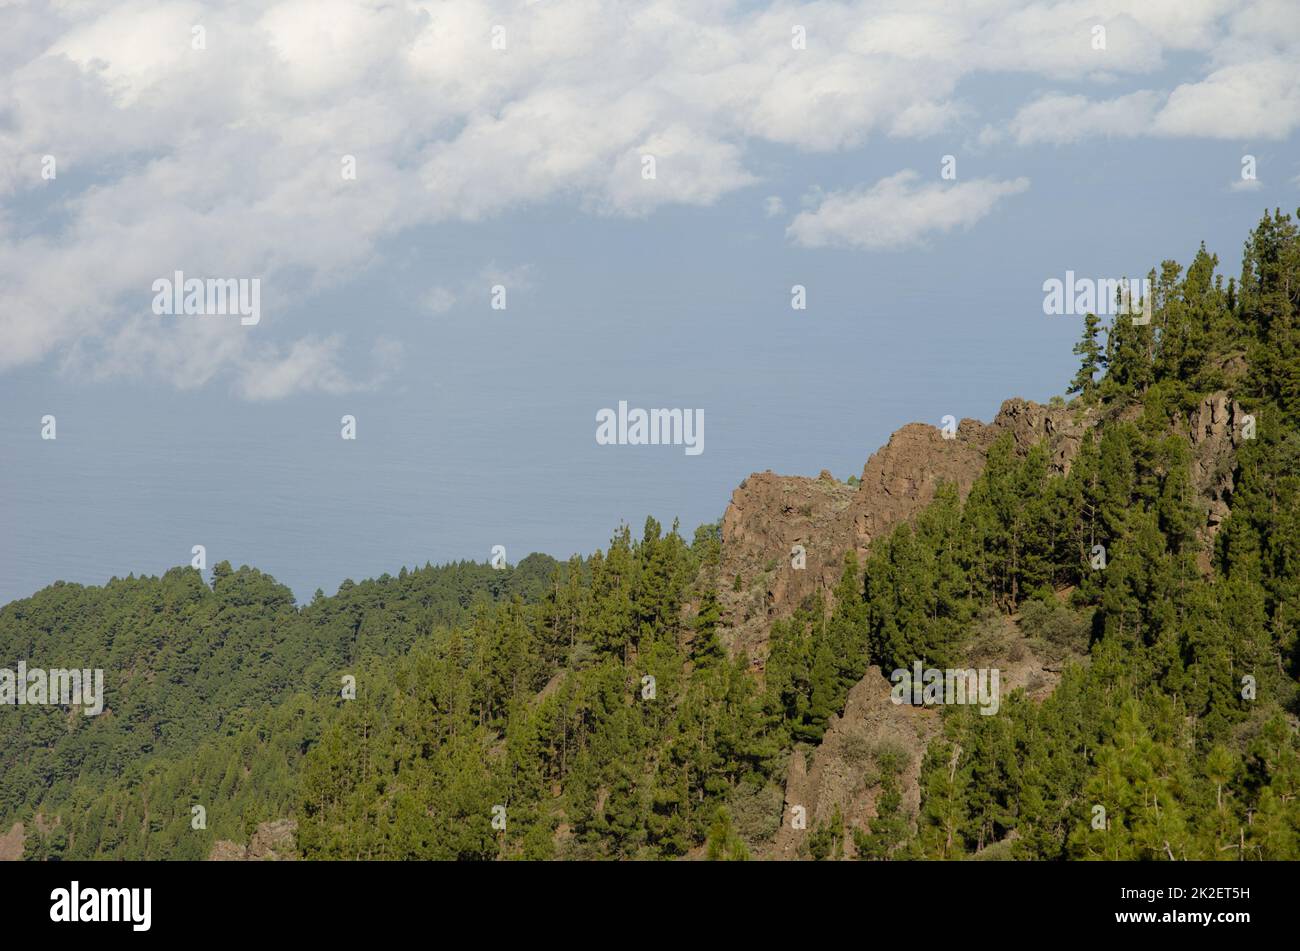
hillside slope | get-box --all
[6,211,1300,861]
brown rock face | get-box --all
[719,470,856,659]
[770,667,941,860]
[767,618,1065,860]
[720,398,1092,662]
[1183,391,1245,567]
[721,391,1240,859]
[0,822,24,862]
[208,818,297,860]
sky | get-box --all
[1,0,1299,604]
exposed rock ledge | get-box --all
[720,398,1093,662]
[208,818,298,860]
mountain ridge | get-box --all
[6,211,1300,860]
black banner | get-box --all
[1,859,1275,938]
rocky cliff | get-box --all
[719,398,1093,664]
[208,819,298,861]
[1182,391,1247,570]
[722,390,1250,859]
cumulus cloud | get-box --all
[422,287,457,315]
[1010,62,1300,145]
[420,262,535,315]
[787,171,1029,251]
[236,334,401,401]
[1007,91,1162,145]
[1153,60,1300,139]
[1003,2,1300,146]
[0,0,1294,395]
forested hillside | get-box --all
[0,555,558,858]
[6,211,1300,861]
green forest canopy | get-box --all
[4,210,1300,860]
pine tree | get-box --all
[1069,312,1104,397]
[705,806,749,861]
[690,586,725,666]
[855,748,908,860]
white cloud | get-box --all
[420,262,534,315]
[787,170,1029,251]
[1002,2,1300,146]
[236,334,401,401]
[422,287,457,315]
[477,262,536,296]
[1009,59,1300,145]
[889,99,968,138]
[763,195,785,217]
[1153,60,1300,139]
[0,0,1295,395]
[1007,91,1162,145]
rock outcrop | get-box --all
[770,667,941,859]
[720,398,1093,662]
[0,822,23,862]
[719,388,1247,858]
[208,818,297,860]
[767,616,1068,859]
[1182,391,1245,569]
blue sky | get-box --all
[2,1,1299,603]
